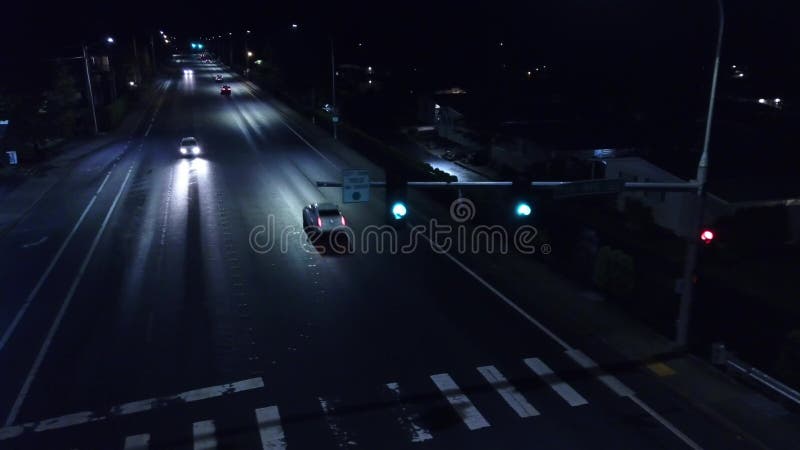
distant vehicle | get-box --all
[214,75,223,82]
[220,85,231,96]
[302,202,347,234]
[183,68,193,75]
[179,137,201,156]
[321,103,334,113]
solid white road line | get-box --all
[565,349,634,397]
[386,382,434,443]
[144,123,153,137]
[630,395,703,450]
[430,373,490,431]
[415,224,703,448]
[523,357,588,407]
[1,166,112,352]
[124,433,150,450]
[414,228,572,351]
[96,171,112,194]
[244,86,339,170]
[4,166,133,427]
[477,365,540,418]
[193,419,217,450]
[255,406,287,450]
[113,377,265,415]
[0,195,98,353]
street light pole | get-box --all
[82,44,99,135]
[676,0,724,347]
[330,38,337,140]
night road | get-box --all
[0,56,764,449]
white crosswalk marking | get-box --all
[430,373,490,431]
[386,382,434,442]
[477,365,540,418]
[255,406,287,450]
[124,433,150,450]
[524,357,588,407]
[193,419,217,450]
[565,349,634,397]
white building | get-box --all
[603,156,800,238]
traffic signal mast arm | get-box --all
[316,179,700,192]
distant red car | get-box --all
[220,85,231,96]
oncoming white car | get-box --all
[179,137,201,156]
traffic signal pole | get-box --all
[676,0,724,348]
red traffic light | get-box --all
[700,229,715,244]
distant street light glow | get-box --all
[758,98,766,104]
[106,36,115,44]
[291,23,298,29]
[247,51,253,57]
[774,98,781,103]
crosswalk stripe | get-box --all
[523,357,588,407]
[565,349,634,397]
[193,419,217,450]
[255,406,287,450]
[477,365,540,418]
[430,373,490,430]
[123,433,150,450]
[386,382,434,442]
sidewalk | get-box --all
[238,72,800,449]
[0,81,163,237]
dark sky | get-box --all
[2,0,797,94]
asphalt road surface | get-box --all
[0,56,757,449]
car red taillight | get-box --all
[317,216,322,227]
[341,216,346,226]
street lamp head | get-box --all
[228,32,232,36]
[106,36,115,44]
[758,98,766,104]
[247,51,253,57]
[774,98,781,103]
[291,23,299,29]
[246,30,251,34]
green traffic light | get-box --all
[391,202,408,220]
[515,202,532,217]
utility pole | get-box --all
[330,38,337,140]
[676,0,724,347]
[150,34,157,74]
[82,44,99,135]
[132,35,141,83]
[244,30,250,77]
